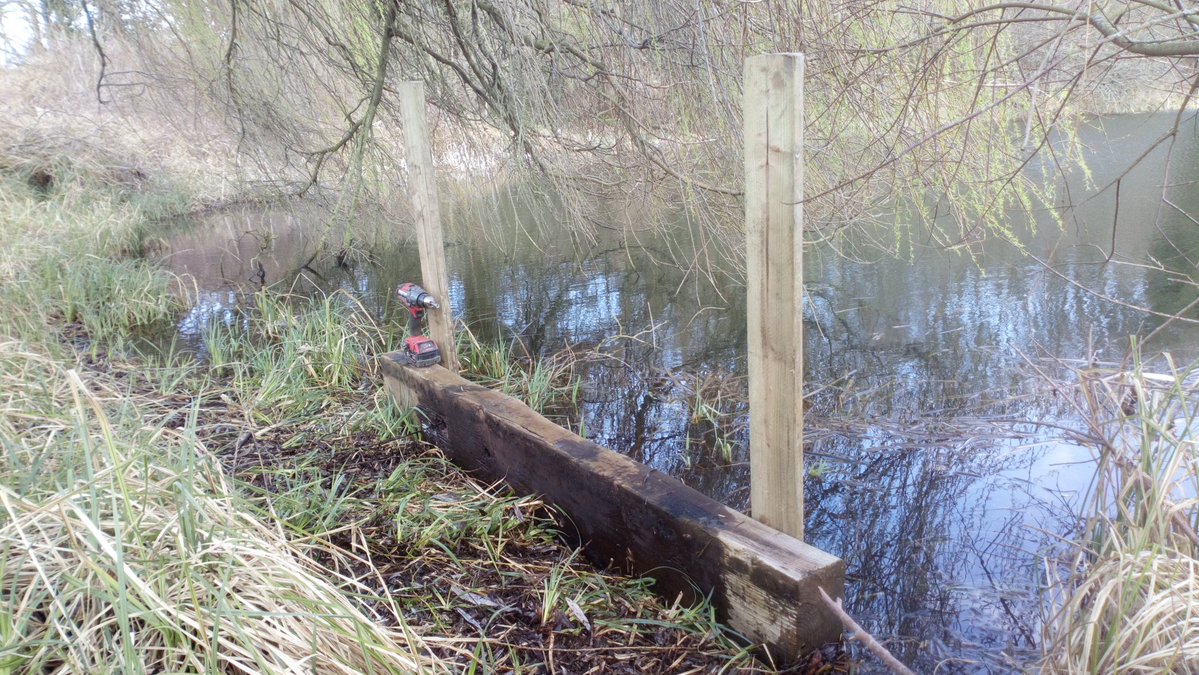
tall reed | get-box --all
[0,345,444,673]
[457,327,579,415]
[1041,352,1199,672]
[203,289,402,421]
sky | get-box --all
[0,4,33,65]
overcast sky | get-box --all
[1,5,30,64]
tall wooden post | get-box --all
[744,54,804,539]
[398,81,458,371]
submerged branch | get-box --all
[819,588,915,675]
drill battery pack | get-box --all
[403,335,441,367]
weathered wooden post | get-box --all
[398,81,458,371]
[744,54,805,539]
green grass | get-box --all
[0,174,440,672]
[682,370,743,466]
[203,290,403,423]
[45,255,182,346]
[0,350,440,674]
[457,328,580,415]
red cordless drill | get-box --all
[396,282,442,367]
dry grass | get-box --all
[0,348,446,673]
[1040,353,1199,673]
[0,39,258,209]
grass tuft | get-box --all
[457,328,579,416]
[1041,350,1199,673]
[202,289,402,422]
[0,353,440,674]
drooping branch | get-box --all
[80,0,109,104]
[82,0,1199,258]
[300,1,396,193]
[472,0,741,195]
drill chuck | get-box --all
[397,282,440,311]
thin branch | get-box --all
[1106,178,1121,263]
[301,1,396,193]
[953,2,1199,56]
[818,587,915,675]
[80,0,109,104]
[1028,253,1199,325]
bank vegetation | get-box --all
[0,131,770,672]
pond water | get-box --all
[157,113,1199,672]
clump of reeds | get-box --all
[1040,351,1199,673]
[202,289,403,422]
[457,328,579,415]
[0,345,443,673]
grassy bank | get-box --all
[0,164,769,672]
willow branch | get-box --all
[301,1,396,192]
[1128,0,1199,29]
[80,0,109,104]
[951,2,1199,56]
[475,0,740,195]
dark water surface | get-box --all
[158,114,1199,672]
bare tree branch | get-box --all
[951,2,1199,56]
[80,0,108,104]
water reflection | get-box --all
[177,290,243,350]
[156,114,1199,672]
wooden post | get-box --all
[744,54,804,539]
[398,81,458,371]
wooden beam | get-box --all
[744,54,805,539]
[381,356,844,663]
[398,81,458,371]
